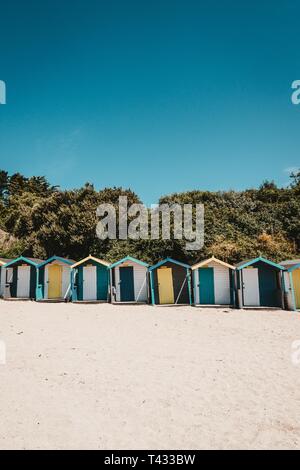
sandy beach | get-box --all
[0,300,299,450]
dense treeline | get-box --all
[0,169,299,264]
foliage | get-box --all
[0,170,299,264]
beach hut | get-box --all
[2,256,43,300]
[280,259,300,311]
[235,256,284,309]
[191,256,235,306]
[109,256,149,303]
[0,258,12,297]
[71,255,110,302]
[36,256,75,301]
[149,258,192,305]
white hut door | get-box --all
[17,266,30,298]
[83,266,97,300]
[243,269,260,306]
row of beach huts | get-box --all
[0,255,299,310]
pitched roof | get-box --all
[0,258,13,265]
[38,256,76,268]
[109,255,149,269]
[3,256,44,267]
[191,256,235,270]
[280,259,300,266]
[71,255,110,268]
[25,257,44,264]
[280,259,300,272]
[149,257,190,271]
[236,256,284,270]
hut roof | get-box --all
[236,256,284,271]
[0,257,13,265]
[149,257,190,271]
[280,259,300,272]
[3,256,44,268]
[191,256,235,270]
[109,256,149,269]
[71,255,110,269]
[38,256,76,268]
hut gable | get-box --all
[71,255,110,269]
[38,256,76,268]
[3,256,44,268]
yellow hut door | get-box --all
[157,267,174,304]
[292,269,300,309]
[48,265,62,299]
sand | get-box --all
[0,300,300,450]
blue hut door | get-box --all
[83,266,97,300]
[198,268,215,304]
[119,266,135,301]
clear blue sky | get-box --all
[0,0,299,204]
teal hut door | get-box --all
[77,267,84,301]
[11,267,18,297]
[97,265,108,300]
[119,266,135,301]
[258,266,279,307]
[198,267,215,304]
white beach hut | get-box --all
[191,256,235,306]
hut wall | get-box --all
[172,264,189,304]
[283,271,294,310]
